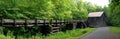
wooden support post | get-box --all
[35,19,38,26]
[57,20,60,31]
[85,21,88,28]
[73,23,77,30]
[55,20,57,27]
[50,19,52,26]
[64,19,65,24]
[61,20,63,25]
[13,19,16,26]
[81,22,87,28]
[60,19,62,25]
[67,20,69,24]
[59,19,61,31]
[43,20,45,26]
[0,18,3,26]
[50,19,53,33]
[25,19,28,26]
[81,23,84,28]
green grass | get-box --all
[0,27,96,39]
[0,34,14,39]
[110,26,120,33]
[44,28,96,39]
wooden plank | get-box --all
[16,25,25,27]
[27,20,35,23]
[3,25,13,27]
[56,20,61,23]
[52,27,60,29]
[52,20,56,23]
[16,19,25,23]
[37,24,44,26]
[52,29,59,32]
[51,29,60,33]
[61,20,64,23]
[3,25,34,27]
[3,19,14,23]
[51,23,60,25]
[45,20,49,23]
[27,25,34,27]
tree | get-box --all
[0,0,103,20]
[109,0,120,25]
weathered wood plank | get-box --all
[51,27,60,29]
[27,20,35,23]
[15,19,25,23]
[3,19,14,23]
[0,19,87,28]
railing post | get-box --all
[64,19,65,24]
[55,20,57,27]
[67,20,69,24]
[50,19,52,33]
[35,19,38,26]
[0,18,3,26]
[13,19,16,27]
[50,19,52,26]
[59,19,62,25]
[59,19,62,31]
[43,20,45,26]
[25,19,28,26]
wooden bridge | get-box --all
[0,19,88,34]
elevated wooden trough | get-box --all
[0,19,82,27]
[0,19,88,34]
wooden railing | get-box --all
[0,19,82,27]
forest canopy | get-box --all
[106,0,120,26]
[0,0,103,20]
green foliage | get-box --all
[44,28,95,39]
[104,6,112,25]
[107,0,120,25]
[83,2,103,12]
[0,27,95,39]
[0,0,103,39]
[0,35,14,39]
[0,0,102,20]
[0,27,43,39]
[0,27,4,34]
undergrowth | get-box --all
[0,26,95,39]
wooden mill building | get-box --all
[88,12,106,27]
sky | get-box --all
[83,0,109,7]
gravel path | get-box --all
[79,27,119,39]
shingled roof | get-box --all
[88,12,104,17]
